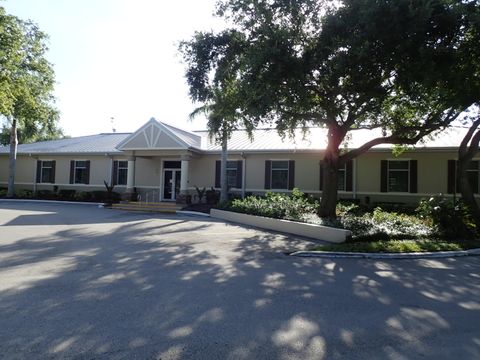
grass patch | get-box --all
[313,238,480,253]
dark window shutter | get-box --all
[112,161,118,185]
[264,160,271,189]
[288,160,295,190]
[69,160,75,184]
[380,160,388,192]
[215,160,221,188]
[85,160,90,184]
[236,160,243,189]
[319,161,323,190]
[409,160,418,193]
[345,160,353,192]
[51,161,56,183]
[447,160,456,194]
[36,160,42,183]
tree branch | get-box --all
[459,118,480,158]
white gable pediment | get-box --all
[116,118,189,150]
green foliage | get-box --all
[194,186,207,204]
[339,208,433,241]
[315,239,479,253]
[0,6,59,141]
[206,187,220,205]
[227,188,318,221]
[181,0,480,217]
[16,189,34,198]
[416,196,477,239]
[74,191,90,201]
[58,189,76,200]
[0,189,7,197]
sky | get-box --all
[3,0,225,136]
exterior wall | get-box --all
[355,150,458,204]
[244,152,322,192]
[0,155,36,188]
[134,157,160,188]
[0,149,467,205]
[0,154,128,193]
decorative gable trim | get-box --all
[116,118,190,150]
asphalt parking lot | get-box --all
[1,201,480,359]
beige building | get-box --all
[0,118,473,204]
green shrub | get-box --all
[74,191,91,201]
[227,188,318,221]
[341,207,433,241]
[416,196,477,239]
[0,189,7,198]
[206,188,220,205]
[58,189,76,200]
[336,202,362,216]
[372,202,417,215]
[17,189,34,198]
[36,190,56,199]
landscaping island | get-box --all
[217,189,480,254]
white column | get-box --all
[126,156,136,192]
[180,155,190,194]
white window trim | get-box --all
[116,160,128,185]
[387,159,410,193]
[270,159,290,190]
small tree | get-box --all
[0,7,58,197]
[181,32,250,203]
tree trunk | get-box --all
[457,160,480,222]
[318,126,345,218]
[220,134,228,203]
[318,156,340,218]
[457,118,480,227]
[7,117,17,198]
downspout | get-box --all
[352,158,357,199]
[31,154,37,194]
[107,154,113,185]
[241,152,246,198]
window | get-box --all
[39,161,55,183]
[319,160,352,192]
[115,161,128,185]
[226,161,238,188]
[74,161,88,184]
[337,164,346,191]
[215,160,242,189]
[466,160,479,193]
[271,160,289,189]
[388,160,409,192]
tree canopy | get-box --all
[181,0,480,216]
[0,6,59,138]
[1,6,60,196]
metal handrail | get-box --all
[137,189,159,204]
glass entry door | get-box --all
[163,169,181,201]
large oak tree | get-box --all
[0,7,59,197]
[181,0,480,217]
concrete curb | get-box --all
[176,210,211,217]
[0,198,104,206]
[210,209,350,243]
[290,248,480,259]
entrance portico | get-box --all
[115,118,200,204]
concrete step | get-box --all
[118,201,180,208]
[111,201,182,213]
